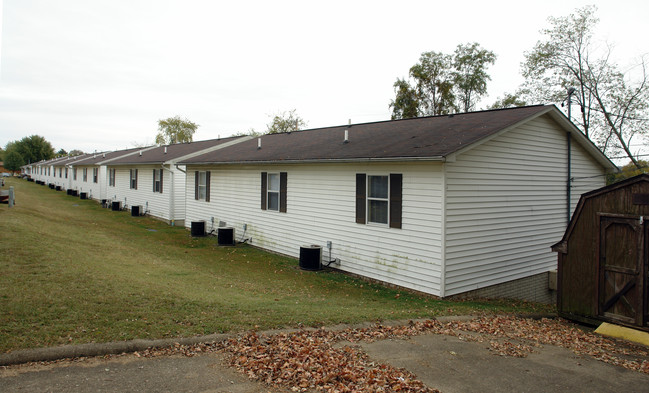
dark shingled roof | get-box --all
[107,137,240,165]
[181,105,553,164]
[68,147,148,166]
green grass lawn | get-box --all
[0,177,552,352]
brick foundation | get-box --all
[450,272,557,304]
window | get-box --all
[83,168,88,182]
[356,173,402,228]
[130,169,138,189]
[58,168,62,178]
[267,173,279,210]
[153,169,163,193]
[108,168,116,187]
[65,168,68,179]
[194,171,210,201]
[73,168,77,180]
[261,172,287,212]
[92,168,98,183]
[367,175,389,224]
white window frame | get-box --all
[108,168,116,187]
[367,175,389,225]
[153,169,162,193]
[130,169,138,189]
[83,168,88,182]
[267,173,280,211]
[92,168,98,183]
[197,171,207,200]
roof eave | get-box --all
[181,156,447,166]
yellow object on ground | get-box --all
[595,322,649,347]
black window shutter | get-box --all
[261,172,267,210]
[160,169,163,193]
[355,173,366,224]
[279,172,287,213]
[194,171,199,200]
[205,171,211,202]
[389,173,402,229]
[135,169,138,190]
[153,169,156,192]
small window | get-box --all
[367,175,389,224]
[73,168,77,180]
[153,169,163,193]
[93,168,98,183]
[65,168,68,179]
[83,168,88,182]
[130,169,138,190]
[108,168,116,187]
[261,172,287,212]
[194,171,210,201]
[198,172,207,200]
[267,173,280,211]
[356,173,402,229]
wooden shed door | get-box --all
[598,216,646,326]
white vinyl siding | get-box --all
[109,166,185,223]
[443,116,607,296]
[569,138,607,214]
[185,162,444,296]
[68,165,102,200]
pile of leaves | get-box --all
[222,329,438,392]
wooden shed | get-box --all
[552,174,649,330]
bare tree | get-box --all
[521,6,649,168]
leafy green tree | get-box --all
[453,43,497,112]
[155,116,199,145]
[6,135,55,165]
[56,148,68,157]
[389,78,419,119]
[0,147,4,161]
[489,92,528,109]
[607,160,649,184]
[69,149,85,156]
[390,43,496,118]
[410,51,456,116]
[520,6,649,168]
[3,143,25,173]
[265,109,307,134]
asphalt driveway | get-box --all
[2,316,648,392]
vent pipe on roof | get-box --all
[139,150,142,156]
[164,146,167,154]
[344,119,351,144]
[257,138,262,150]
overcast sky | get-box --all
[1,0,647,156]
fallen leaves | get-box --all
[220,329,437,392]
[5,316,648,392]
[218,316,649,392]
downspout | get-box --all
[161,164,175,226]
[566,132,572,224]
[566,87,575,225]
